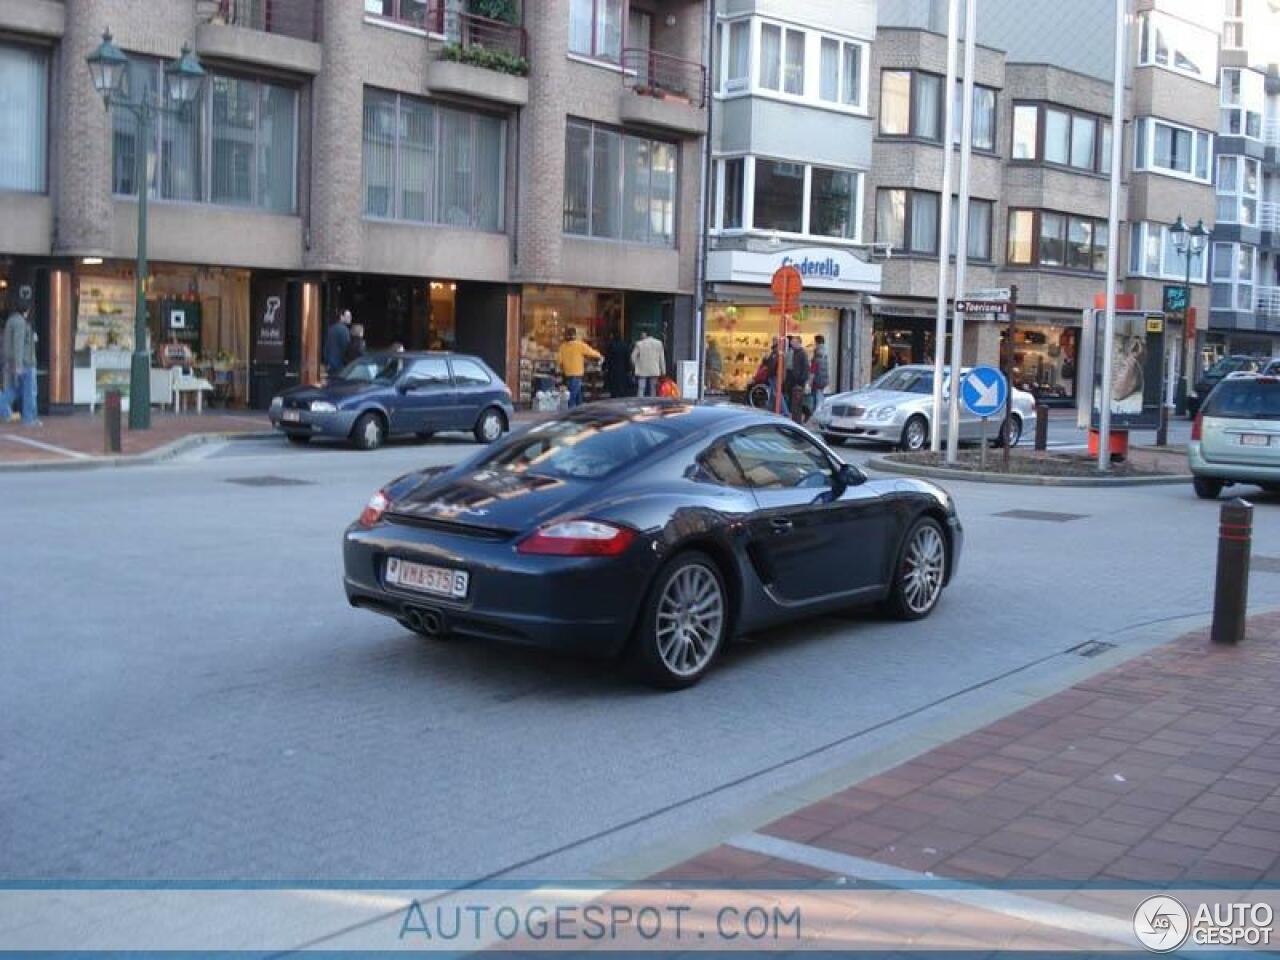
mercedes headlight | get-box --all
[871,405,897,421]
[310,400,338,413]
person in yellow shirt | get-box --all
[557,327,602,408]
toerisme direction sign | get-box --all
[955,299,1012,315]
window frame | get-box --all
[363,0,432,31]
[713,155,863,245]
[1005,208,1111,275]
[569,0,624,64]
[563,118,679,247]
[1133,116,1213,184]
[1127,221,1210,284]
[1008,101,1111,175]
[722,425,837,492]
[1219,67,1264,141]
[878,68,947,143]
[0,41,49,195]
[1136,9,1218,84]
[950,79,999,152]
[1211,240,1257,312]
[1216,153,1260,226]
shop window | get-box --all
[519,286,623,403]
[0,42,49,193]
[706,304,839,397]
[1134,117,1212,183]
[1006,209,1109,273]
[564,120,676,246]
[1137,10,1217,82]
[362,89,506,231]
[570,0,623,63]
[950,81,997,151]
[1009,326,1079,402]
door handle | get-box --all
[770,517,793,534]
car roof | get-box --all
[545,398,793,437]
[363,350,481,362]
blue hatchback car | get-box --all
[269,351,514,450]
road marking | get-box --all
[1,433,92,460]
[727,832,1136,947]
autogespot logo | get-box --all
[1134,896,1191,952]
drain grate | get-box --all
[1073,640,1118,658]
[224,475,313,487]
[994,509,1087,523]
[1252,555,1280,573]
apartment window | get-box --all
[1134,117,1212,182]
[1128,221,1208,282]
[0,43,48,193]
[364,0,428,28]
[1012,103,1110,174]
[753,159,805,232]
[113,58,297,213]
[569,0,623,63]
[716,157,862,242]
[564,120,676,245]
[725,19,868,110]
[723,19,750,92]
[879,70,942,141]
[1223,20,1245,50]
[721,157,744,229]
[1136,10,1217,82]
[876,188,939,255]
[819,36,862,106]
[362,90,505,231]
[1006,209,1109,273]
[1216,154,1259,225]
[1220,68,1264,139]
[950,81,997,150]
[809,166,859,239]
[1212,241,1255,311]
[1012,104,1037,160]
[948,196,993,260]
[758,23,805,95]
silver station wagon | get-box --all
[1189,372,1280,499]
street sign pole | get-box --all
[1004,284,1018,471]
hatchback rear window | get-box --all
[478,417,679,481]
[1202,379,1280,420]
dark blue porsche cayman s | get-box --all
[343,400,963,688]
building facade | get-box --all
[0,0,709,414]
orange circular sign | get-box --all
[771,265,803,304]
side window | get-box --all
[695,439,751,487]
[725,427,834,490]
[451,357,492,386]
[408,356,451,385]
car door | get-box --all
[390,356,456,434]
[448,356,497,430]
[725,425,891,604]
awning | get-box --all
[867,295,1086,327]
[707,283,865,310]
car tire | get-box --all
[351,412,386,451]
[822,433,846,447]
[1193,476,1224,500]
[474,407,507,444]
[884,516,948,621]
[629,550,728,690]
[994,414,1023,448]
[286,434,310,446]
[899,415,928,453]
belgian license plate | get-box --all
[832,416,858,428]
[385,557,469,599]
[1241,433,1270,446]
[282,410,301,423]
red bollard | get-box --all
[1212,498,1252,645]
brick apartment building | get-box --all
[0,0,709,414]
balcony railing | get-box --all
[1256,285,1280,320]
[622,48,708,108]
[431,4,527,61]
[1261,201,1280,232]
[1265,118,1280,149]
[213,0,318,41]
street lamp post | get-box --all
[87,31,205,430]
[1167,216,1209,445]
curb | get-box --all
[0,430,276,473]
[866,455,1193,487]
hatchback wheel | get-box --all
[1193,476,1224,500]
[899,415,928,453]
[631,551,727,689]
[351,412,385,451]
[885,517,947,620]
[474,407,506,444]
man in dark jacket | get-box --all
[785,335,809,424]
[343,323,367,364]
[324,310,352,376]
[602,330,632,398]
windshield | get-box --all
[337,356,404,383]
[1202,379,1280,420]
[871,369,936,394]
[478,416,680,481]
[1205,358,1246,378]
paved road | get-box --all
[1,421,1264,886]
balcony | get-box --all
[1257,285,1280,322]
[1261,201,1280,233]
[619,47,708,138]
[197,0,322,74]
[424,4,529,107]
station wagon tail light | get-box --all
[1191,413,1203,442]
[517,520,636,557]
[358,489,391,529]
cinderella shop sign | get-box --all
[706,246,881,293]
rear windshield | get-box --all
[1202,379,1280,420]
[478,417,680,481]
[872,369,935,394]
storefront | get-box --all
[870,315,937,376]
[705,245,882,399]
[1004,319,1081,406]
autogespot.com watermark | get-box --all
[1134,895,1274,952]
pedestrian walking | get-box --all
[810,334,830,415]
[603,329,632,398]
[557,327,602,409]
[631,331,666,397]
[785,334,809,424]
[324,310,352,376]
[763,337,790,416]
[0,307,12,423]
[343,323,367,364]
[3,299,37,425]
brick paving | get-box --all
[653,612,1280,888]
[0,411,270,463]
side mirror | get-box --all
[836,462,864,489]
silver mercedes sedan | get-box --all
[812,364,1038,452]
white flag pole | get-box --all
[946,0,977,464]
[931,0,961,453]
[1098,0,1126,472]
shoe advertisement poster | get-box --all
[1090,309,1165,429]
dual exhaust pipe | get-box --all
[405,606,445,636]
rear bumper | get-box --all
[342,523,655,656]
[1189,442,1280,484]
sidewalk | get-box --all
[653,612,1280,888]
[0,410,271,466]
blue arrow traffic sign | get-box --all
[960,365,1008,418]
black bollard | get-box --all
[104,390,123,454]
[1156,404,1170,448]
[1034,404,1049,451]
[1212,498,1252,646]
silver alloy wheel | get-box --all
[655,563,724,678]
[904,417,927,451]
[1005,416,1022,447]
[901,524,945,614]
[362,417,383,449]
[480,410,503,441]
